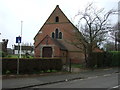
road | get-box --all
[2,67,120,89]
[33,73,119,89]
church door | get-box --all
[42,47,52,57]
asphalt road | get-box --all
[2,67,120,89]
[33,73,119,89]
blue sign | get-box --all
[16,36,21,43]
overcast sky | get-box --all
[0,0,119,48]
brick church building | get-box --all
[34,5,98,64]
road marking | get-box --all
[73,73,116,82]
[112,85,120,88]
[108,85,120,90]
[67,73,117,83]
[87,76,98,79]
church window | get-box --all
[52,32,55,39]
[51,28,63,39]
[59,32,62,39]
[55,16,59,22]
[55,29,59,39]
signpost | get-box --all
[16,36,21,43]
[16,21,23,74]
[16,36,21,74]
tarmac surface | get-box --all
[2,67,120,89]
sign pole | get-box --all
[16,36,21,75]
[17,42,20,74]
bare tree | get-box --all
[2,39,8,54]
[104,41,115,51]
[72,3,117,68]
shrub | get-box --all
[109,51,120,66]
[6,70,11,74]
[0,51,7,57]
[91,51,120,68]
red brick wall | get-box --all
[46,5,70,24]
[34,5,84,64]
[68,51,85,64]
[34,45,40,57]
[60,50,68,64]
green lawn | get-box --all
[71,64,84,68]
[6,55,34,58]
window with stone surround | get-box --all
[51,28,62,39]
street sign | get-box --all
[16,36,21,74]
[16,36,21,43]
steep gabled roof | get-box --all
[34,5,87,51]
[34,5,73,40]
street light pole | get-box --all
[0,33,1,42]
[20,21,23,58]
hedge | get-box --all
[91,51,120,68]
[109,51,120,66]
[2,58,62,74]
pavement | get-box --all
[2,67,120,89]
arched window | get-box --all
[52,32,55,39]
[55,16,59,22]
[55,29,59,39]
[59,32,62,39]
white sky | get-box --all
[0,0,119,48]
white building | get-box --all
[14,45,34,56]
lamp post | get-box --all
[0,33,1,42]
[20,21,23,58]
[115,31,119,51]
[115,32,117,51]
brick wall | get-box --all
[34,5,84,64]
[68,51,85,64]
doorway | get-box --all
[42,47,52,57]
